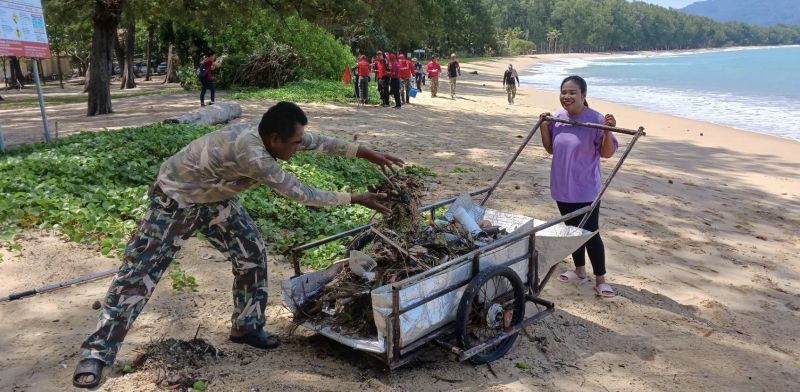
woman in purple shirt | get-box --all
[540,75,619,297]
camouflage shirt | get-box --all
[155,123,359,207]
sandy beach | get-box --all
[1,53,798,391]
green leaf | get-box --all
[192,380,206,391]
[515,362,529,370]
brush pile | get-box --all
[294,171,507,337]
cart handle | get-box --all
[480,115,645,207]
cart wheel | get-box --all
[346,232,375,256]
[456,266,526,364]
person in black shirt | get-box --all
[503,64,520,104]
[447,53,461,98]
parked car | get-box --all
[156,62,167,74]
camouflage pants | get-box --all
[81,186,268,365]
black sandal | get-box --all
[229,328,280,349]
[72,358,104,388]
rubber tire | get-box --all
[346,232,375,256]
[455,265,526,364]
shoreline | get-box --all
[510,48,799,143]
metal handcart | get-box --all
[283,116,645,368]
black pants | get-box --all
[200,79,215,104]
[557,201,606,276]
[379,76,390,105]
[354,75,360,98]
[390,78,401,108]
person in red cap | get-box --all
[357,55,371,104]
[374,51,390,107]
[426,55,442,98]
[388,53,402,109]
[398,54,413,103]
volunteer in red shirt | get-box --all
[357,55,371,104]
[388,53,402,109]
[426,55,442,98]
[200,51,219,107]
[398,54,413,103]
[374,51,390,107]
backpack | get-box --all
[197,64,208,81]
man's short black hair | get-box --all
[258,102,308,141]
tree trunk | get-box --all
[119,20,136,89]
[56,53,64,88]
[145,24,154,81]
[1,57,7,88]
[9,56,25,89]
[83,62,91,92]
[87,0,125,116]
[162,44,179,84]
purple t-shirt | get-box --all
[549,108,618,203]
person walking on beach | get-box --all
[71,102,404,388]
[503,64,520,104]
[539,75,619,298]
[388,53,402,109]
[413,57,424,92]
[427,55,442,98]
[199,51,220,107]
[398,54,413,103]
[374,51,390,107]
[447,53,461,98]
[357,55,371,104]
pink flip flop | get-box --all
[558,270,587,283]
[595,283,616,297]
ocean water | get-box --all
[520,46,800,141]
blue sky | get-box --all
[634,0,698,8]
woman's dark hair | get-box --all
[561,75,589,107]
[258,102,308,141]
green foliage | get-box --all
[0,123,400,265]
[508,39,536,55]
[170,262,199,292]
[178,65,201,92]
[0,123,215,255]
[192,380,207,391]
[122,364,135,374]
[515,362,529,369]
[229,80,381,105]
[208,10,352,83]
[300,240,348,269]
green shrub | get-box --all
[509,39,536,55]
[0,123,389,259]
[209,10,353,85]
[229,79,380,104]
[178,64,201,92]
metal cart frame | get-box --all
[289,116,645,368]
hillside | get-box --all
[682,0,800,26]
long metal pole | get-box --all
[31,58,51,143]
[480,117,544,206]
[0,268,119,302]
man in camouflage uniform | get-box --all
[73,102,402,388]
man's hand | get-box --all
[352,192,391,214]
[357,146,405,168]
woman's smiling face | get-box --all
[560,80,585,114]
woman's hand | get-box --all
[351,192,391,214]
[539,112,554,154]
[604,114,616,127]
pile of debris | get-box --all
[130,338,223,390]
[295,171,507,336]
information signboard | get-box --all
[0,0,51,58]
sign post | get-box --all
[0,0,52,143]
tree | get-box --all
[118,19,136,89]
[87,0,125,116]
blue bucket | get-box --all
[409,87,418,98]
